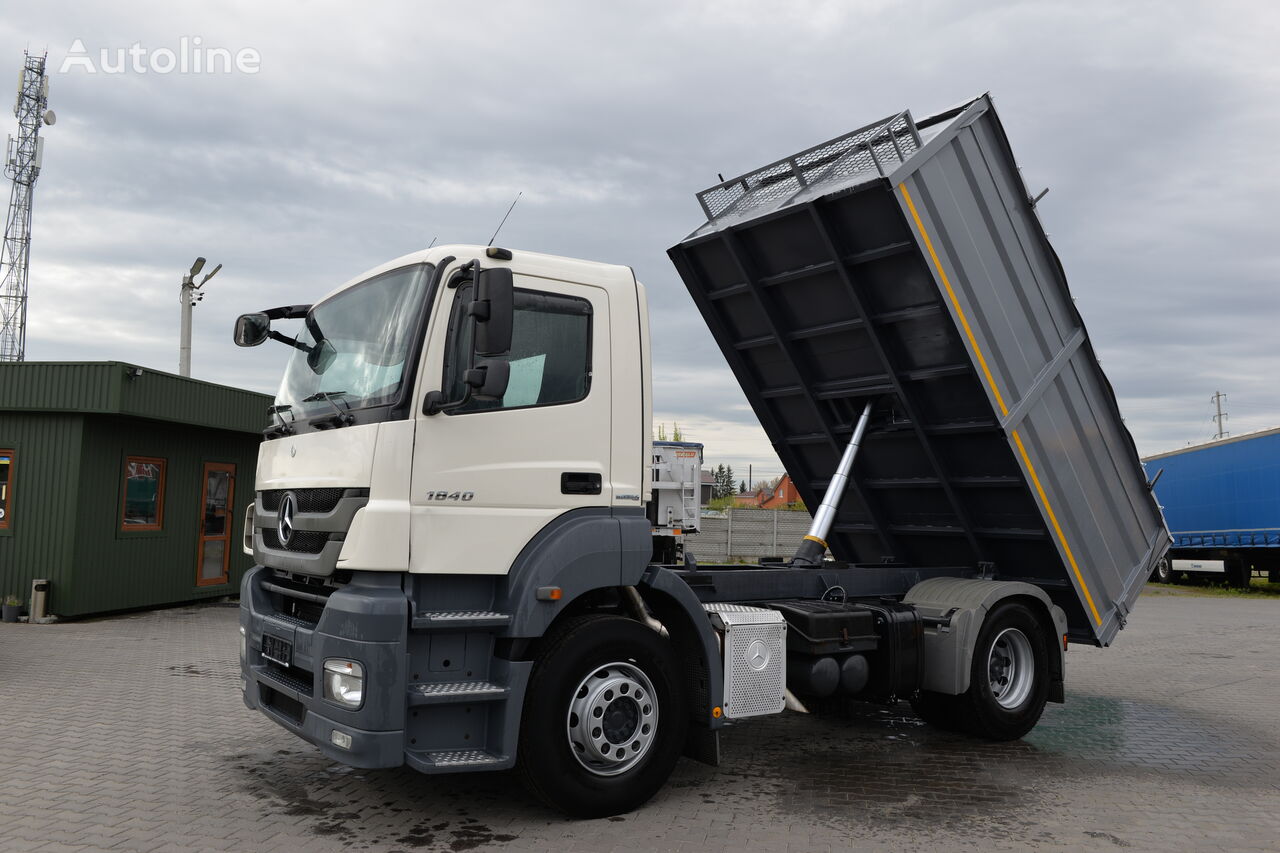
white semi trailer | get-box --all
[235,95,1168,817]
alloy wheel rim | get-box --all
[565,661,659,776]
[987,627,1034,710]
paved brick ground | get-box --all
[1,592,1277,852]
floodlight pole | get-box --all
[178,256,219,377]
[179,272,194,376]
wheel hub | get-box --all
[566,662,659,776]
[602,697,640,743]
[987,627,1034,710]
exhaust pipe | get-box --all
[793,401,874,567]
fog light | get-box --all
[330,729,353,750]
[239,625,247,661]
[323,659,364,709]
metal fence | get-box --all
[689,507,813,563]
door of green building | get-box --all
[197,462,235,587]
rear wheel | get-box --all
[956,601,1050,741]
[517,615,688,818]
[1153,558,1173,584]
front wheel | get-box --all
[1153,558,1173,584]
[956,601,1050,741]
[517,615,688,817]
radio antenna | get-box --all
[427,236,437,249]
[487,192,522,247]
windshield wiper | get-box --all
[301,391,355,427]
[264,404,296,439]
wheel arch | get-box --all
[904,577,1067,701]
[634,567,726,730]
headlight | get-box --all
[239,625,246,661]
[323,659,364,709]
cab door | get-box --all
[410,273,611,574]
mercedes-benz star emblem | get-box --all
[746,639,770,671]
[277,492,297,548]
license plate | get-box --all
[261,633,293,667]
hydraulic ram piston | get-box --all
[792,401,873,567]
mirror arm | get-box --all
[267,329,312,353]
[424,385,473,416]
[262,304,312,320]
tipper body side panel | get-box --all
[668,95,1167,645]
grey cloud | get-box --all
[4,0,1280,477]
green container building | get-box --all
[0,362,271,618]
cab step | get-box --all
[406,749,510,773]
[407,680,509,705]
[411,610,511,631]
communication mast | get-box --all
[0,51,54,362]
[1211,390,1229,439]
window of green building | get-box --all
[0,449,12,529]
[121,456,166,530]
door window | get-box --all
[444,286,592,414]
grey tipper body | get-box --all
[239,94,1167,816]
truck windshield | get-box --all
[275,264,431,419]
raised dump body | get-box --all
[668,94,1168,646]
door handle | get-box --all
[561,472,602,495]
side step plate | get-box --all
[407,680,509,706]
[405,749,511,773]
[411,610,511,631]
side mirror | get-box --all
[471,267,513,356]
[234,313,270,347]
[307,339,337,374]
[465,359,511,401]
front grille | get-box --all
[260,571,340,625]
[262,528,330,554]
[262,661,314,696]
[259,488,365,514]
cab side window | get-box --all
[445,285,592,413]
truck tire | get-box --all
[516,614,688,818]
[954,601,1050,741]
[1153,558,1173,584]
[910,690,969,733]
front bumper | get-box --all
[240,565,409,768]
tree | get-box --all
[739,479,747,493]
[723,465,735,499]
[654,422,685,442]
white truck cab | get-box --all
[250,245,651,580]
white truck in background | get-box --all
[649,440,703,564]
[234,96,1167,817]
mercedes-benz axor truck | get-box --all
[235,95,1168,816]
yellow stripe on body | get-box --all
[899,184,1009,417]
[1011,430,1103,626]
[897,182,1102,627]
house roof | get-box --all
[0,361,273,435]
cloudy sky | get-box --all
[2,0,1278,480]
